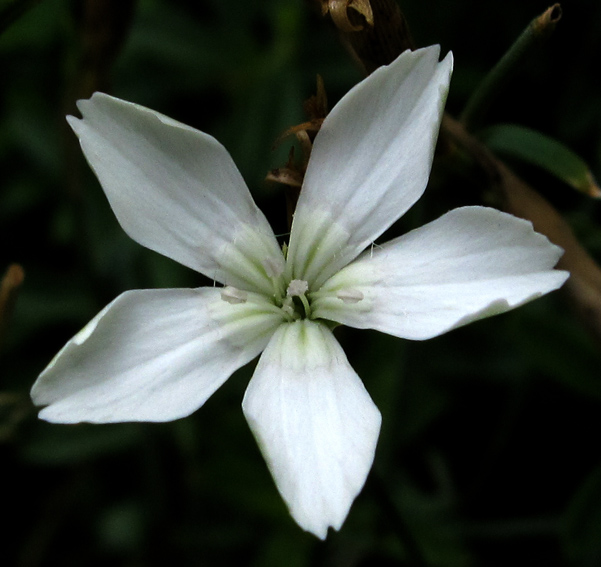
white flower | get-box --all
[31,46,568,538]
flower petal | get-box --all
[242,320,381,538]
[68,93,284,294]
[287,46,453,288]
[32,288,283,423]
[312,206,569,340]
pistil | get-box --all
[287,279,312,319]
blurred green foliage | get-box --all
[2,0,601,565]
[481,123,600,197]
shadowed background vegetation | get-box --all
[2,0,601,565]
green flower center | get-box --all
[282,278,313,320]
[219,245,365,323]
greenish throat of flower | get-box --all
[219,278,315,322]
[218,235,367,323]
[219,270,366,324]
[283,279,312,320]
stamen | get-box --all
[286,279,312,318]
[337,289,364,304]
[221,286,248,304]
[280,297,297,321]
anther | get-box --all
[337,289,364,304]
[280,297,297,320]
[221,286,248,304]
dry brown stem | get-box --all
[268,76,331,228]
[311,0,601,345]
[339,0,414,73]
[461,3,562,131]
[317,0,374,32]
[71,0,137,101]
[0,264,24,348]
[534,4,563,36]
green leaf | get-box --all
[21,422,143,465]
[480,123,601,198]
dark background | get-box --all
[1,0,601,565]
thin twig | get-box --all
[460,4,562,132]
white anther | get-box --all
[337,289,364,304]
[280,297,297,320]
[220,286,248,304]
[286,279,309,297]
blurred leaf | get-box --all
[22,422,142,465]
[97,501,146,553]
[388,463,471,567]
[0,0,65,48]
[249,529,315,567]
[562,460,601,565]
[480,123,601,197]
[514,301,601,401]
[13,283,96,335]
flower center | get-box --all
[219,247,366,323]
[284,279,312,320]
[263,248,315,321]
[220,278,314,322]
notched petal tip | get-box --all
[75,92,103,115]
[65,114,80,126]
[441,48,454,68]
[317,206,569,340]
[289,44,455,285]
[66,114,84,139]
[65,91,283,292]
[31,288,273,424]
[243,321,381,538]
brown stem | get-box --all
[460,4,562,131]
[62,0,137,275]
[313,0,601,346]
[0,264,25,348]
[338,0,414,73]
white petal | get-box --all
[312,207,569,340]
[68,93,284,294]
[32,288,283,423]
[242,320,381,539]
[286,46,453,288]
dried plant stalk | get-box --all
[312,0,601,345]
